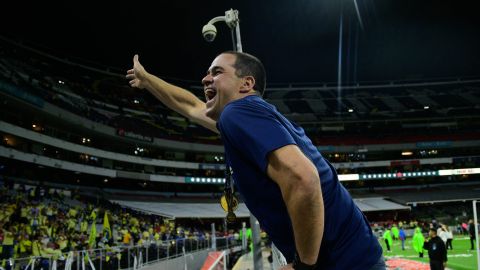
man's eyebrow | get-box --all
[207,66,224,74]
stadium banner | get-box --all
[199,163,226,170]
[116,128,153,142]
[416,141,452,148]
[438,167,480,176]
[390,160,420,167]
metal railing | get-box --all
[2,236,241,270]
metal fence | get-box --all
[3,236,241,270]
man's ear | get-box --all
[239,76,256,93]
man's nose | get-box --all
[202,74,213,85]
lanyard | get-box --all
[220,156,239,223]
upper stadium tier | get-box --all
[0,35,479,191]
[1,36,479,148]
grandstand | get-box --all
[1,2,480,269]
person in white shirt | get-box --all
[438,226,448,246]
[444,226,453,250]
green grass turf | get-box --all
[380,236,478,270]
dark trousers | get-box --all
[471,236,476,249]
[0,245,14,260]
[384,240,390,251]
[429,260,444,270]
[446,239,453,250]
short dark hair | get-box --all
[221,51,266,96]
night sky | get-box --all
[2,0,479,86]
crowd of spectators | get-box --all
[0,181,240,270]
[1,175,478,269]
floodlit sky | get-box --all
[2,0,479,85]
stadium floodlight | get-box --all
[202,9,243,52]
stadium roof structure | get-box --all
[111,197,409,219]
[382,185,480,205]
[111,200,251,219]
[353,197,410,212]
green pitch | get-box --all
[381,236,478,270]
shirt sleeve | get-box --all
[220,102,296,172]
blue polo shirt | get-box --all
[218,95,382,269]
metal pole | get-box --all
[183,246,187,270]
[242,222,247,251]
[166,242,170,269]
[128,247,130,269]
[223,252,227,270]
[235,24,243,52]
[226,233,229,250]
[250,215,264,270]
[211,223,217,250]
[473,200,480,270]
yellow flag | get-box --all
[103,211,112,241]
[88,222,97,248]
[90,209,97,222]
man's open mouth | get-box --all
[205,88,217,101]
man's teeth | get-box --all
[206,89,216,100]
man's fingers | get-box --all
[128,55,143,88]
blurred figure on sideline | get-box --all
[423,228,447,270]
[413,227,425,258]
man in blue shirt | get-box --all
[126,52,384,269]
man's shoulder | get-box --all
[433,236,444,242]
[221,96,272,120]
[227,95,268,110]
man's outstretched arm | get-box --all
[126,54,218,133]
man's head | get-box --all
[202,51,266,120]
[429,228,437,238]
[224,51,266,96]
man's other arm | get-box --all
[267,144,324,267]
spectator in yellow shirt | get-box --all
[67,207,77,219]
[1,224,15,260]
[80,219,89,234]
[122,230,132,246]
[18,234,32,258]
